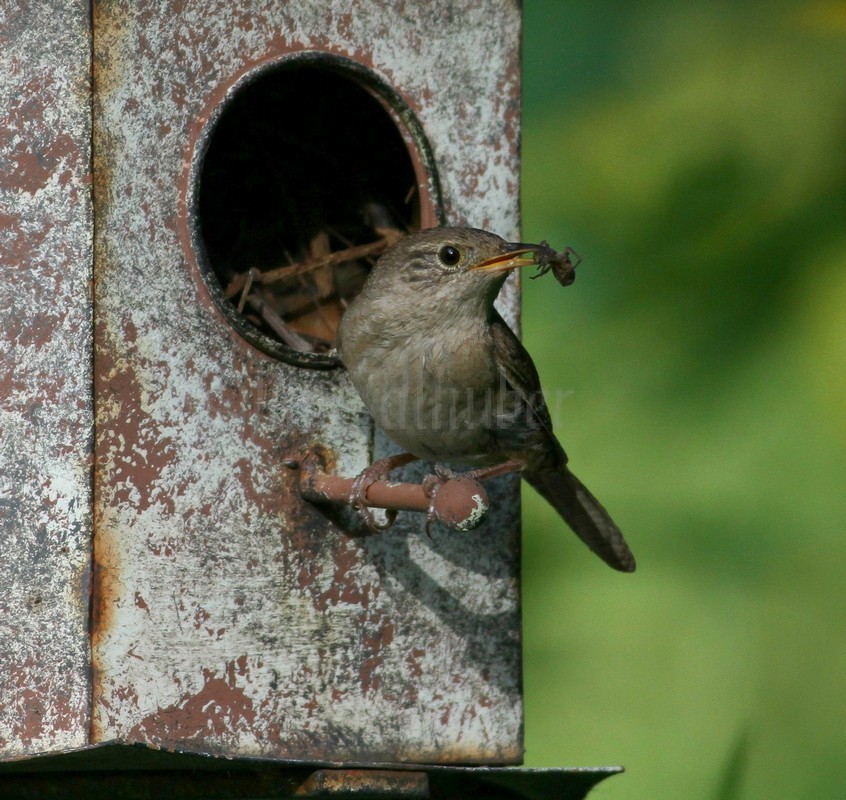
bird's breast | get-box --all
[344,323,503,465]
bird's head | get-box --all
[360,226,554,318]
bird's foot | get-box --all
[421,464,455,536]
[349,452,418,532]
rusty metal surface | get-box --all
[295,768,428,798]
[92,0,523,764]
[0,0,93,759]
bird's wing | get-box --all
[489,310,563,458]
[491,314,634,572]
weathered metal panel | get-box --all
[0,1,93,758]
[92,0,522,763]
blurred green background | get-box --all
[519,1,846,798]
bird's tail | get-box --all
[525,465,636,572]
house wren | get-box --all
[336,226,635,572]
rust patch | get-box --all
[133,592,149,612]
[128,662,258,746]
[0,72,81,196]
[94,342,180,518]
[0,659,88,752]
[295,769,428,798]
[89,519,121,672]
[0,651,86,752]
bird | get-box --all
[336,226,635,572]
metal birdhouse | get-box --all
[1,1,621,796]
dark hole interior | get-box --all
[197,64,421,360]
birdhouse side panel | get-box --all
[0,0,94,759]
[92,0,522,765]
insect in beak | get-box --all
[470,243,548,272]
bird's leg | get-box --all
[461,459,524,482]
[350,452,419,532]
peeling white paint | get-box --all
[462,493,491,532]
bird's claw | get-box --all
[349,453,417,532]
[421,464,455,536]
[349,466,397,532]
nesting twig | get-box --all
[222,222,405,354]
[225,233,401,297]
[243,294,313,351]
[236,267,256,313]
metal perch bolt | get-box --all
[293,453,490,532]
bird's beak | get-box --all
[469,242,547,272]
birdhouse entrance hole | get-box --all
[192,55,442,368]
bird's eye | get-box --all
[438,245,461,267]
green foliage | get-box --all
[520,2,846,798]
